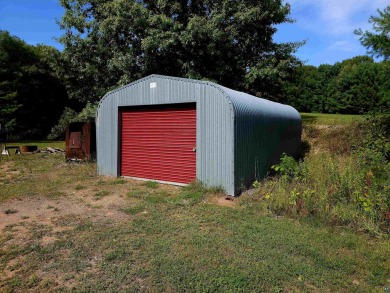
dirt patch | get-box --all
[208,195,238,208]
[2,256,25,280]
[40,236,59,246]
[0,161,21,184]
[0,187,132,233]
[337,248,355,257]
[0,184,136,290]
[2,225,31,247]
[0,161,13,171]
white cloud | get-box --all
[287,0,389,37]
[327,40,360,52]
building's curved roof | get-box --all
[99,74,300,122]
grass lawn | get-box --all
[300,112,363,125]
[0,152,389,292]
[4,140,65,150]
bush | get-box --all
[358,114,389,176]
[271,153,307,180]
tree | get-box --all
[0,31,69,139]
[283,65,320,112]
[333,57,377,114]
[57,0,302,103]
[284,56,390,114]
[355,6,390,60]
[0,31,30,131]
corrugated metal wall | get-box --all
[97,75,301,196]
[220,87,302,194]
[97,75,235,194]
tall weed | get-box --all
[250,115,390,235]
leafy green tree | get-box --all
[330,57,389,114]
[355,6,390,60]
[314,64,341,113]
[0,31,31,131]
[0,31,69,139]
[284,65,320,112]
[57,0,302,103]
[284,64,341,113]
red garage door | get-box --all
[120,103,196,184]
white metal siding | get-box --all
[97,75,235,195]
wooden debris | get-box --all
[38,147,65,154]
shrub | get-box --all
[357,114,389,178]
[271,153,307,180]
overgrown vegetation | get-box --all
[250,114,390,235]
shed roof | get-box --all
[101,75,298,119]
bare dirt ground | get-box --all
[0,191,131,232]
[0,179,134,285]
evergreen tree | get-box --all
[355,6,390,60]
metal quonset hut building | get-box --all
[97,75,301,195]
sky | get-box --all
[0,0,388,66]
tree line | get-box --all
[284,56,390,114]
[0,31,78,139]
[0,2,389,139]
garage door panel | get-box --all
[123,139,195,145]
[121,157,196,164]
[121,165,196,174]
[121,154,196,161]
[121,104,196,184]
[122,146,195,152]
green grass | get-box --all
[300,112,363,125]
[5,140,65,150]
[94,190,110,200]
[108,178,127,185]
[1,194,389,291]
[0,152,96,203]
[142,180,159,189]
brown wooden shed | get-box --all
[65,122,96,161]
